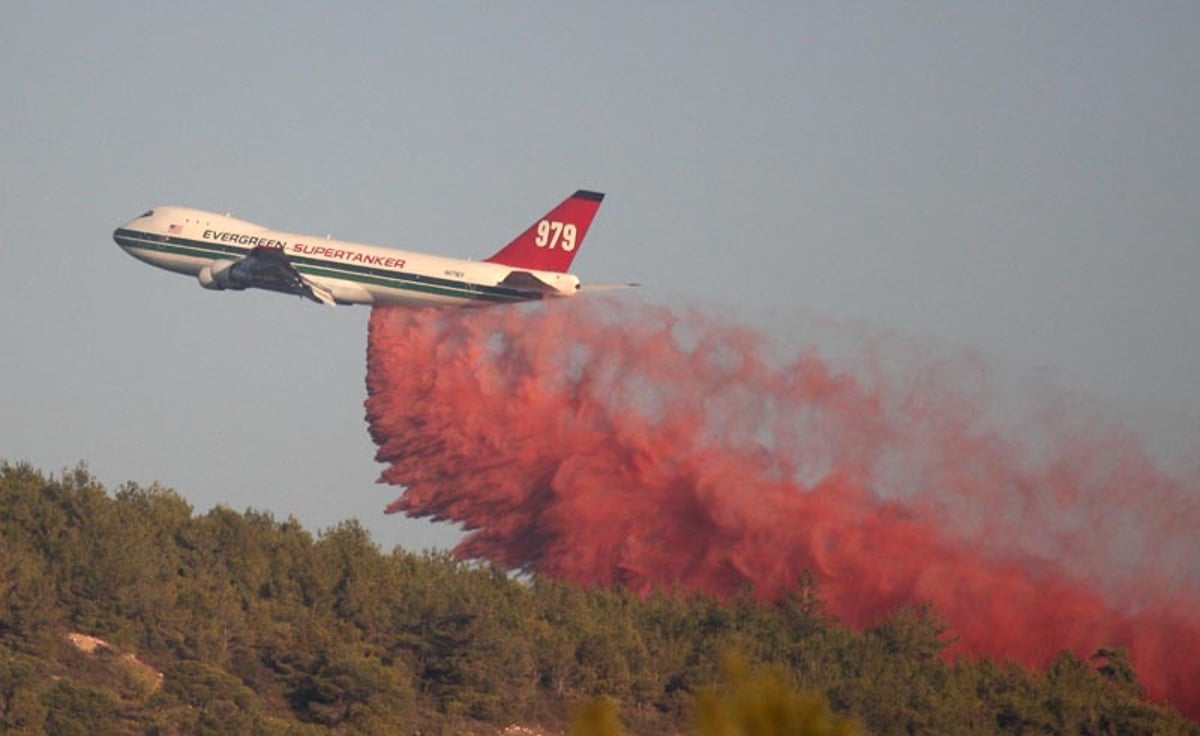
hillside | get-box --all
[0,462,1193,734]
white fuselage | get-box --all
[113,206,581,307]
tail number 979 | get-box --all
[535,220,577,252]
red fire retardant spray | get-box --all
[365,298,1199,717]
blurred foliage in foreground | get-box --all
[572,653,861,736]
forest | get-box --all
[0,462,1193,735]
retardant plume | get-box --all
[365,297,1200,717]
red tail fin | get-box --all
[485,190,604,273]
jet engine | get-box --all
[197,260,243,291]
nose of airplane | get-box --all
[113,209,154,253]
[113,221,133,250]
[113,230,132,255]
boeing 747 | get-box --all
[113,190,626,307]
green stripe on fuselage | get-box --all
[114,230,537,303]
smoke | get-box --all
[365,297,1200,716]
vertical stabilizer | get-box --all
[485,190,604,273]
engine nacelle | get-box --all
[197,261,241,291]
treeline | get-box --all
[0,462,1193,735]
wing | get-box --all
[205,246,335,305]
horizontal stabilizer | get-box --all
[579,283,640,292]
[498,271,557,293]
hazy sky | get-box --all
[2,3,1197,552]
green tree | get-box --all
[40,680,118,736]
[1092,647,1145,698]
[0,649,49,733]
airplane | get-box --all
[113,190,629,308]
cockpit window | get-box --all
[140,210,154,218]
